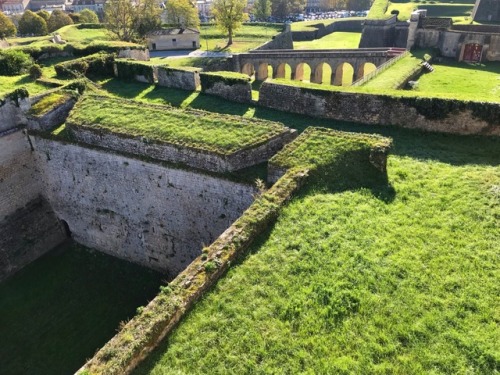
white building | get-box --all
[1,0,30,13]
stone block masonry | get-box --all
[0,130,66,281]
[32,137,257,276]
[68,125,297,173]
[258,81,500,136]
[0,95,30,133]
[157,66,201,91]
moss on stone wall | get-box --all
[54,53,114,79]
[114,60,155,83]
[200,71,251,91]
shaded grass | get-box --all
[291,18,364,32]
[1,241,164,375]
[293,32,361,50]
[134,129,500,375]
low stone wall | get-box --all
[76,167,309,375]
[66,124,297,173]
[27,93,77,131]
[32,137,256,275]
[118,48,150,61]
[0,92,30,133]
[114,60,156,83]
[157,66,201,90]
[258,81,500,136]
[0,197,66,282]
[199,72,252,103]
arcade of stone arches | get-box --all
[241,61,377,86]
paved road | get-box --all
[149,49,232,59]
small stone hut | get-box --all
[146,28,200,51]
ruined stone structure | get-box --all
[233,48,404,85]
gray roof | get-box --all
[147,28,200,36]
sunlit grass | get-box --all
[294,32,361,50]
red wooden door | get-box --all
[463,43,483,62]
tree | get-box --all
[69,13,81,23]
[253,0,271,21]
[18,10,48,36]
[36,10,50,22]
[47,10,73,32]
[211,0,248,45]
[165,0,200,28]
[271,0,305,18]
[79,8,99,23]
[134,0,162,37]
[0,11,17,39]
[105,0,137,41]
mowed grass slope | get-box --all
[134,128,500,374]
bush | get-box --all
[18,10,48,36]
[48,10,73,33]
[0,50,34,76]
[0,11,17,39]
[79,9,99,24]
[114,60,155,82]
[54,53,114,78]
[29,64,43,79]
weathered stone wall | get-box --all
[157,67,200,90]
[0,130,66,281]
[0,96,30,133]
[0,197,66,281]
[67,124,296,173]
[258,81,500,136]
[200,80,252,103]
[117,48,150,61]
[27,96,77,131]
[32,137,256,275]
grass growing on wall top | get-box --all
[28,91,73,116]
[291,17,364,32]
[134,128,500,375]
[67,95,288,155]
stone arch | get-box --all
[356,62,376,81]
[333,62,354,86]
[295,62,311,82]
[312,62,333,84]
[275,63,292,79]
[256,62,271,80]
[241,63,255,77]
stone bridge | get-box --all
[232,48,406,85]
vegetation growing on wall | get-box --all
[54,53,115,78]
[270,127,391,188]
[366,0,391,19]
[66,95,288,155]
[78,166,308,375]
[114,60,155,82]
[0,50,34,76]
[200,71,251,91]
[29,90,75,117]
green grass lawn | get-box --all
[67,95,288,154]
[1,241,164,375]
[410,60,500,100]
[0,75,49,97]
[133,122,500,374]
[293,32,361,50]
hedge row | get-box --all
[54,53,114,78]
[114,60,155,82]
[199,71,251,91]
[12,41,146,60]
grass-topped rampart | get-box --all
[367,0,392,19]
[200,71,251,90]
[67,95,286,155]
[28,90,75,117]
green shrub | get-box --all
[0,50,33,76]
[29,64,43,79]
[114,60,155,82]
[54,53,114,78]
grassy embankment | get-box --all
[1,242,164,375]
[67,95,288,155]
[368,0,475,21]
[293,32,361,50]
[131,118,500,374]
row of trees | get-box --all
[0,9,99,38]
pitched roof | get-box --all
[147,28,200,36]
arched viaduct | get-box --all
[232,48,406,85]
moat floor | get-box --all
[0,242,165,375]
